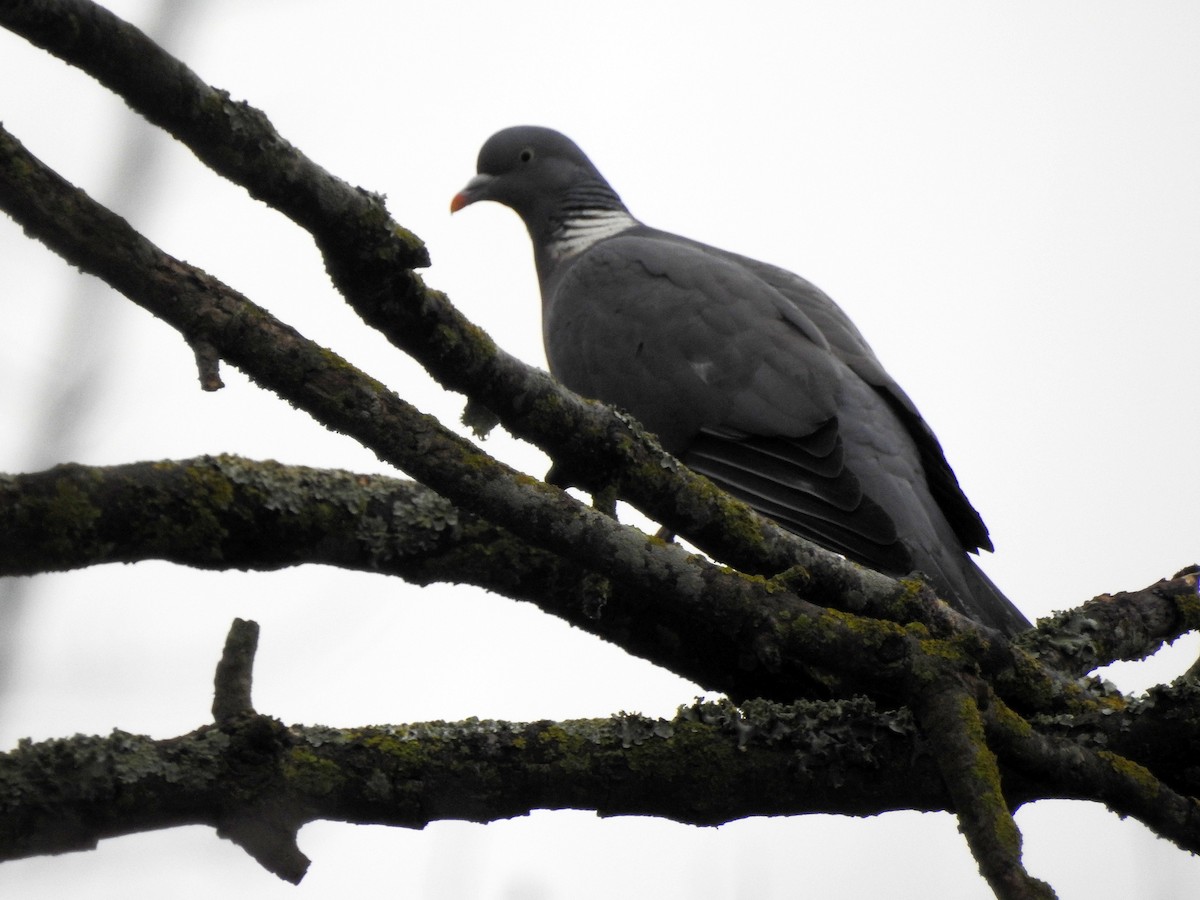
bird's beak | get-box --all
[450,173,496,213]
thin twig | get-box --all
[212,618,259,723]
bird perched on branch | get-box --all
[452,126,1029,636]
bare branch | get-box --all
[910,673,1054,899]
[0,456,813,699]
[0,457,473,577]
[1016,568,1200,675]
[0,620,951,880]
[190,338,224,392]
[985,700,1200,857]
[4,618,1198,887]
[213,619,259,724]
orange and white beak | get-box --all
[449,173,496,213]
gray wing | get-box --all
[717,247,993,554]
[543,232,917,574]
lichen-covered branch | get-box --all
[0,707,945,881]
[7,448,1197,877]
[909,673,1054,900]
[4,617,1198,891]
[984,700,1200,857]
[0,453,1181,713]
[1016,567,1200,676]
[0,455,834,699]
[0,621,952,883]
[0,456,485,579]
[1106,679,1200,801]
[0,448,896,708]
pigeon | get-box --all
[451,126,1029,635]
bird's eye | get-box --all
[519,147,535,163]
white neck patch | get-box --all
[548,209,637,259]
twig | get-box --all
[986,700,1200,856]
[212,618,259,723]
[1017,568,1200,675]
[909,673,1056,899]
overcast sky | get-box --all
[2,2,1199,898]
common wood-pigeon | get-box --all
[452,126,1029,636]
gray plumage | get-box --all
[452,126,1029,635]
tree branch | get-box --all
[213,618,259,723]
[909,673,1054,899]
[0,456,821,699]
[4,618,1197,888]
[2,455,1187,718]
[0,457,477,578]
[5,461,1192,870]
[1016,566,1200,675]
[0,621,957,882]
[985,700,1200,857]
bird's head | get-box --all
[451,126,626,236]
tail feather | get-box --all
[945,557,1030,635]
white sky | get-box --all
[1,2,1199,898]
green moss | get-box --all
[1098,750,1161,798]
[282,747,345,796]
[726,568,776,591]
[989,701,1034,740]
[45,480,94,551]
[361,731,435,765]
[783,606,908,666]
[767,565,812,594]
[621,716,744,803]
[182,459,236,509]
[114,460,230,560]
[653,468,764,552]
[917,636,971,666]
[434,317,497,361]
[1174,575,1200,628]
[928,692,1023,860]
[526,394,572,433]
[537,724,585,754]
